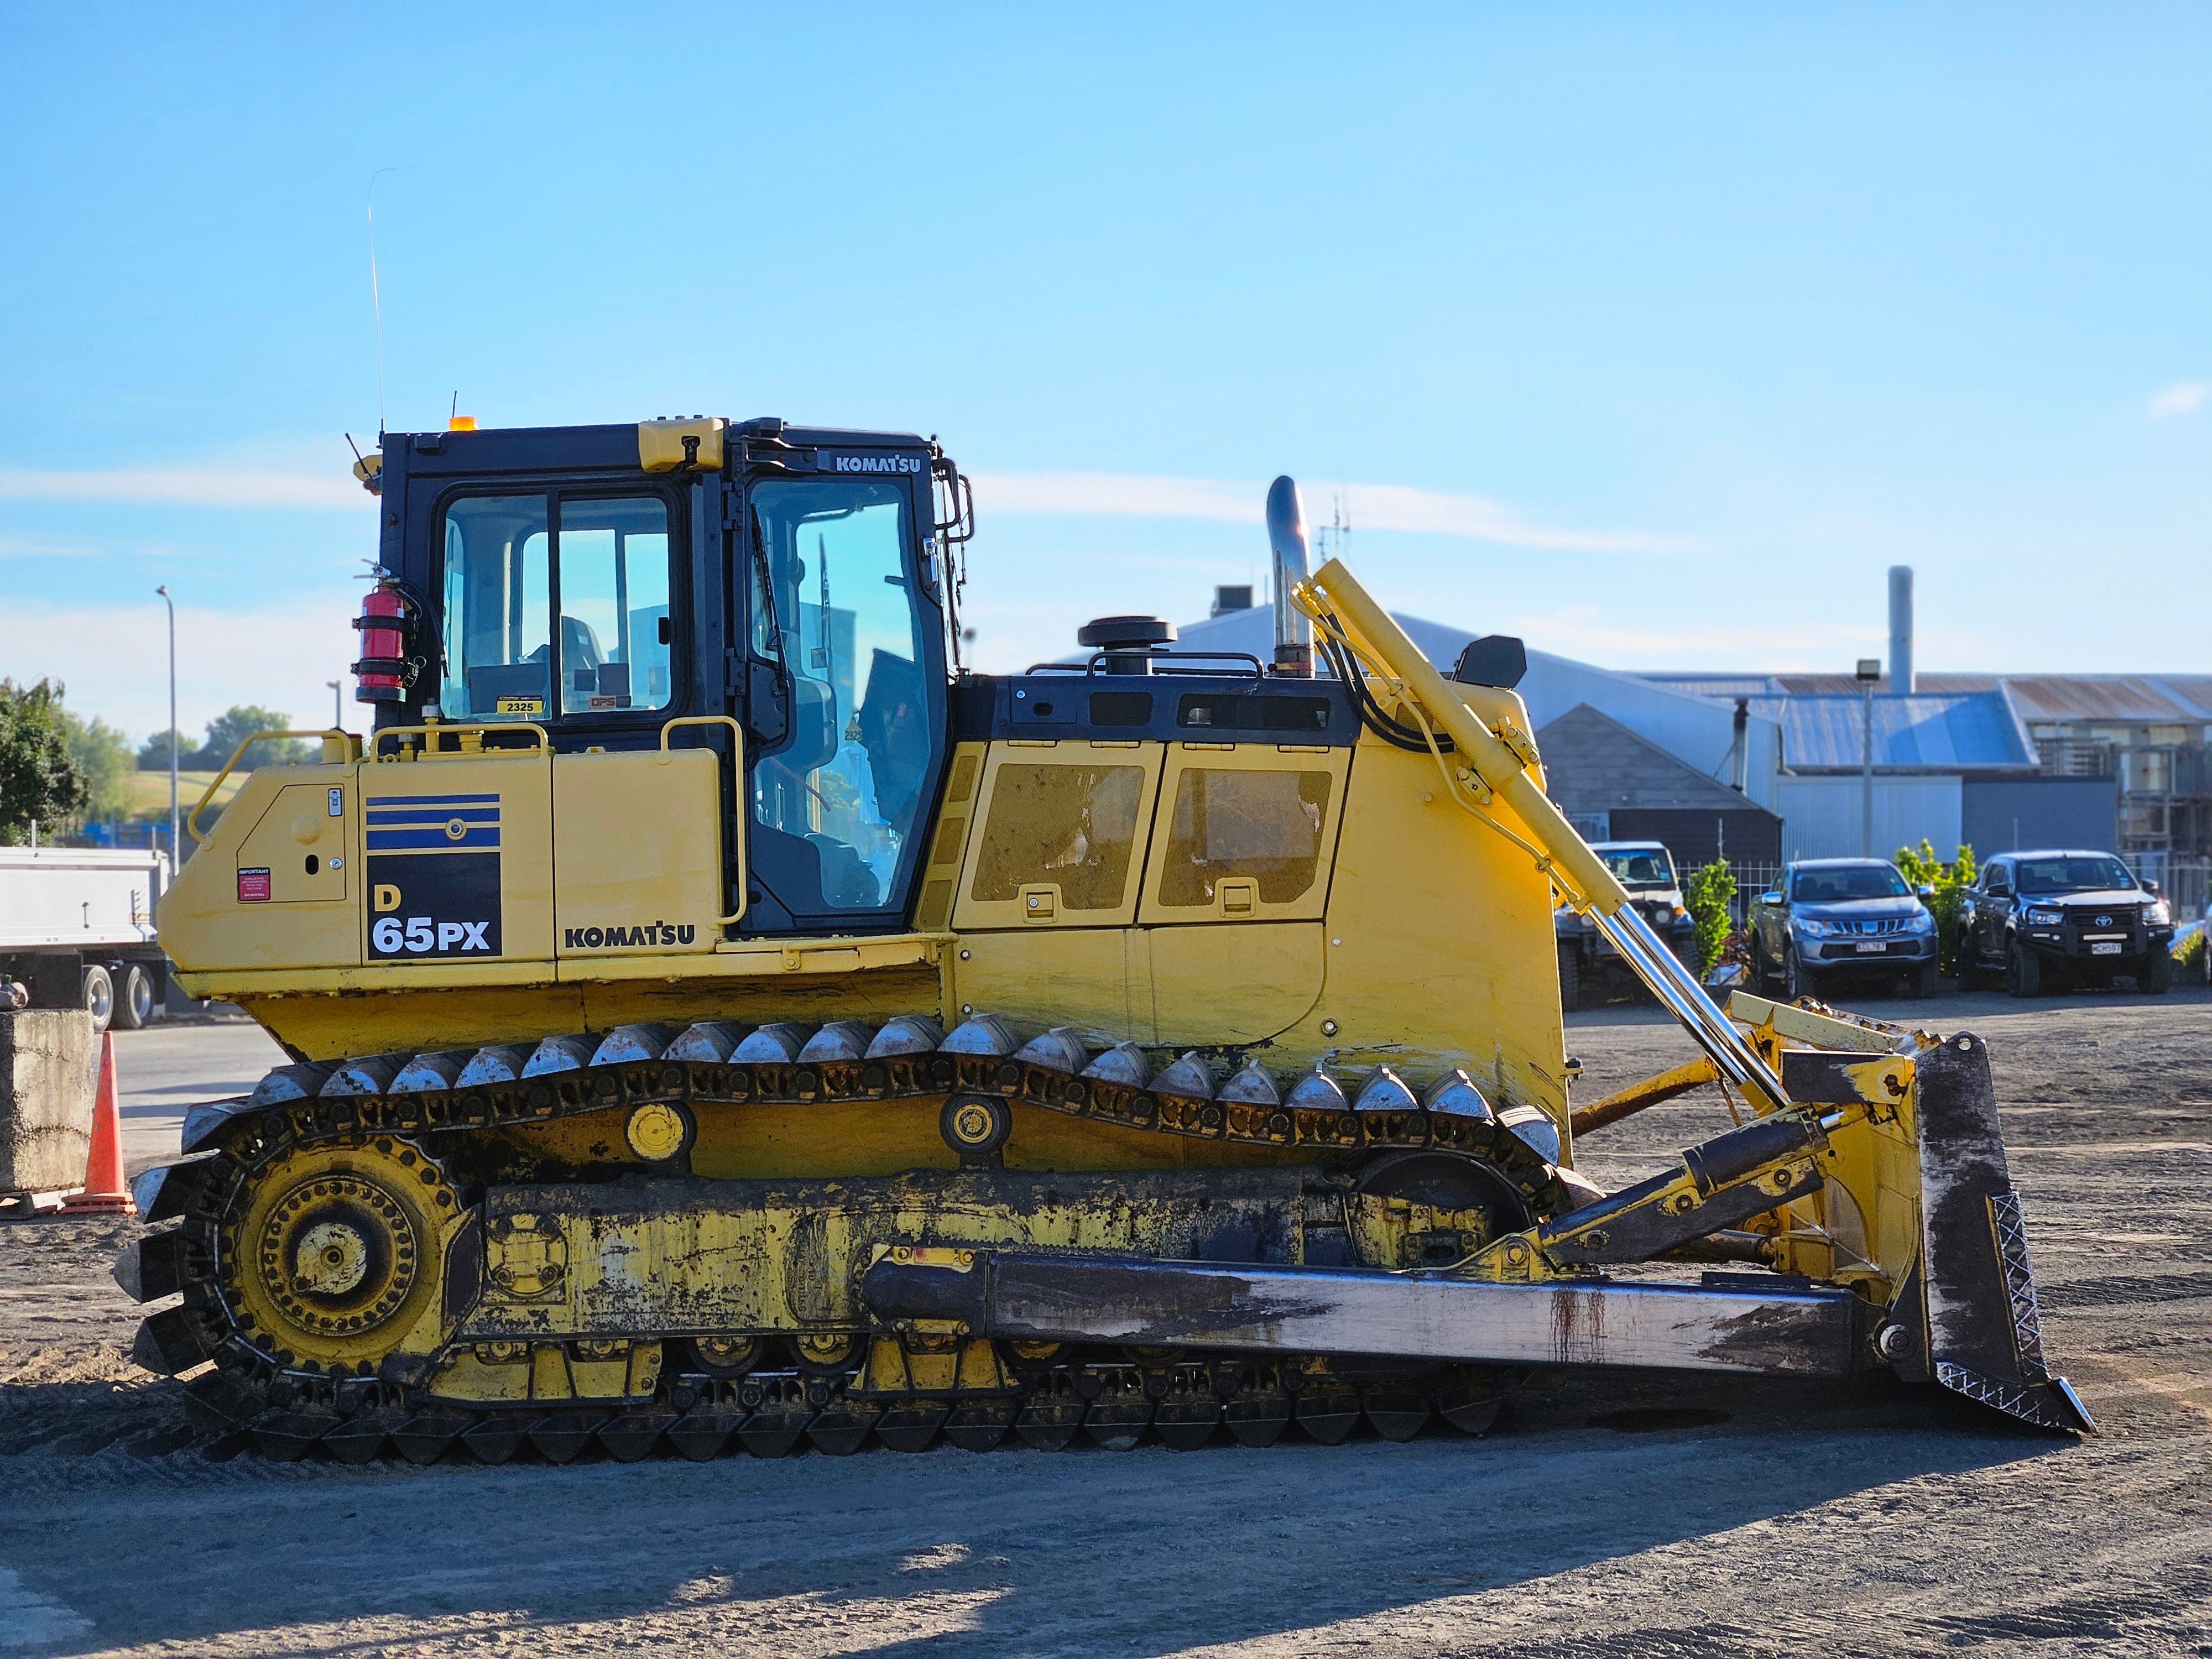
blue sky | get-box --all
[2,4,2206,743]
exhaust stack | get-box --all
[1266,476,1313,676]
[1888,565,1915,694]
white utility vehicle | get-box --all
[0,844,173,1030]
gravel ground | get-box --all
[1,984,2206,1657]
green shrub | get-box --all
[1894,839,1976,976]
[1685,859,1738,975]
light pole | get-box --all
[327,680,342,730]
[1856,657,1882,858]
[156,586,178,870]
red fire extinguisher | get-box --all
[349,571,417,705]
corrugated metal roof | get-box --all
[1752,691,2035,771]
[2002,676,2212,722]
[1646,671,2212,723]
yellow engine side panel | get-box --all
[1279,732,1570,1119]
[552,748,726,968]
[162,765,363,972]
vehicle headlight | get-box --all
[2025,907,2063,926]
[1794,917,1833,938]
[1906,910,1935,933]
[2145,901,2171,926]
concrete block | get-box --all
[1,1009,97,1192]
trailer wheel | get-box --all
[113,964,155,1030]
[81,964,114,1034]
[1556,945,1582,1013]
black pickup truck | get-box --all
[1955,849,2176,996]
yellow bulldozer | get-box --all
[116,416,2088,1462]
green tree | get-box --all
[57,707,137,822]
[138,728,192,770]
[199,705,311,769]
[141,706,313,771]
[1684,858,1738,975]
[0,679,91,843]
[1893,839,1977,976]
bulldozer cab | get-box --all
[378,419,957,939]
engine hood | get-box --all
[1792,896,1926,923]
[2028,889,2146,911]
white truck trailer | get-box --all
[0,845,172,1031]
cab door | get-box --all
[950,739,1165,1043]
[1138,742,1351,1047]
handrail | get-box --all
[185,729,349,844]
[660,715,748,926]
[1292,557,1789,1114]
[366,720,549,762]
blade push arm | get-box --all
[1292,557,1789,1113]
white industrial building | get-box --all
[1168,565,2187,905]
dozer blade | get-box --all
[1907,1032,2093,1432]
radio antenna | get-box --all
[367,168,397,439]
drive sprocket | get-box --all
[218,1135,460,1378]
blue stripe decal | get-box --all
[367,807,501,825]
[366,828,503,850]
[363,801,502,814]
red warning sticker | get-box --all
[237,867,272,902]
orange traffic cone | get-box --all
[62,1031,136,1215]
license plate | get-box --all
[2090,941,2123,956]
[1854,941,1885,953]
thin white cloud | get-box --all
[4,593,361,740]
[0,531,100,559]
[0,466,371,511]
[971,471,1691,554]
[2147,381,2209,420]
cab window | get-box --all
[745,478,938,914]
[437,492,675,722]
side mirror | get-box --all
[2143,878,2161,895]
[1917,884,1936,900]
[1760,891,1783,907]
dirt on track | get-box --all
[2,986,2208,1657]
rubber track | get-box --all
[201,1361,1512,1465]
[155,1045,1556,1463]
